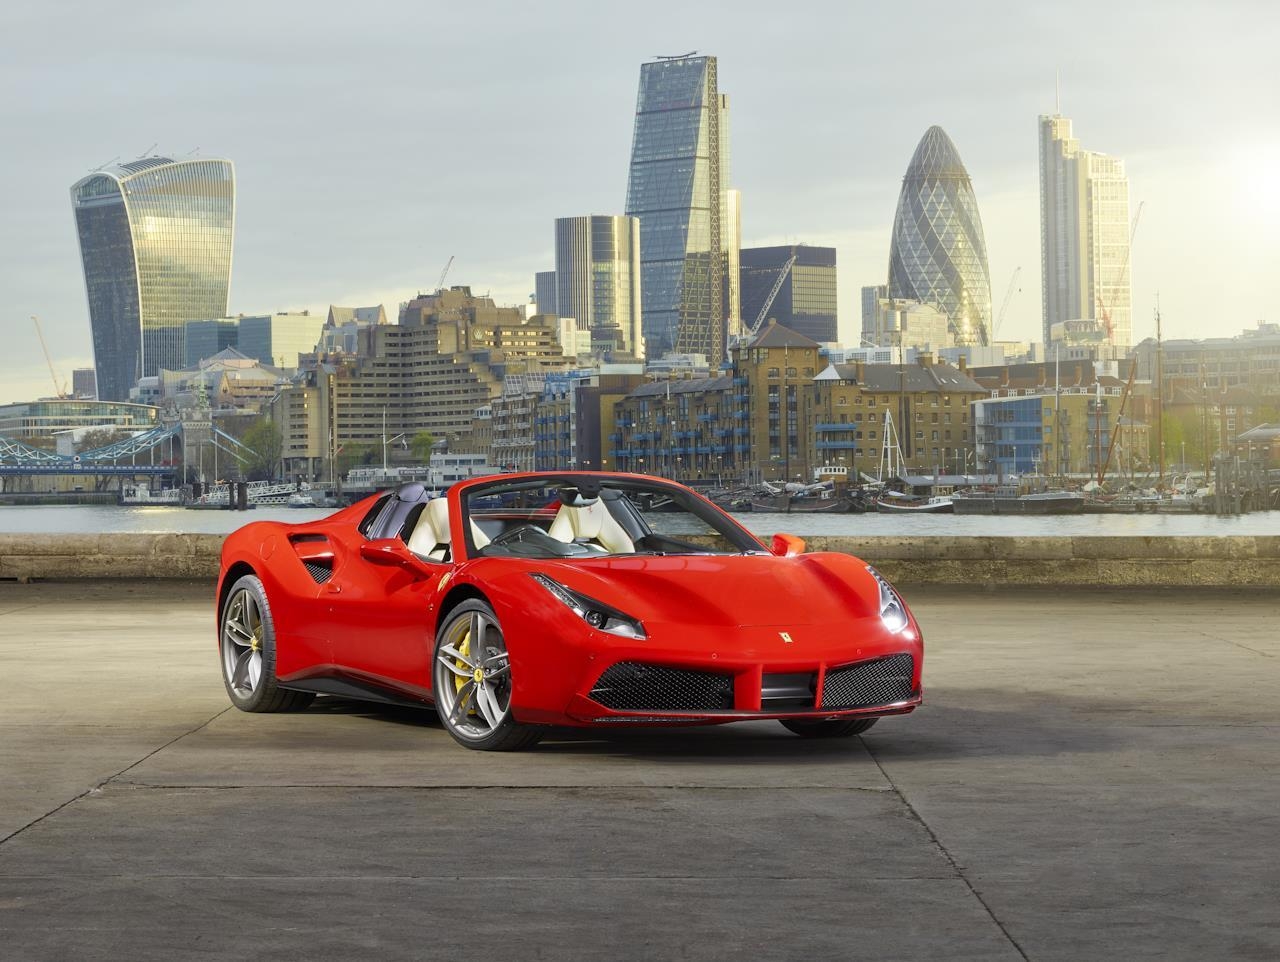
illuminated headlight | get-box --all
[530,573,646,639]
[867,565,909,634]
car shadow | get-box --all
[301,686,1138,762]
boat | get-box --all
[749,493,848,513]
[287,492,316,508]
[952,487,1084,515]
[875,492,954,514]
[119,484,184,506]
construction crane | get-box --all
[30,315,68,398]
[992,266,1022,342]
[1096,200,1144,344]
[745,254,797,337]
[436,255,455,293]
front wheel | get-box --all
[432,600,543,751]
[780,717,878,738]
[219,574,314,713]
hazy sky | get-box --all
[2,0,1277,404]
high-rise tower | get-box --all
[1039,115,1132,350]
[554,215,644,359]
[71,157,235,400]
[625,54,733,365]
[887,126,992,346]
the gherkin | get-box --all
[887,126,992,346]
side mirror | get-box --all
[360,539,436,577]
[770,533,806,557]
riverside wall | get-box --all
[1,533,1279,587]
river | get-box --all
[0,503,1276,537]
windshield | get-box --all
[462,475,764,560]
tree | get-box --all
[78,427,134,453]
[409,431,437,462]
[239,418,284,481]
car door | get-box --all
[322,493,448,699]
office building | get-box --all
[862,296,951,352]
[237,312,326,369]
[740,245,837,342]
[71,157,235,400]
[887,127,992,346]
[861,284,888,345]
[71,368,97,400]
[1040,114,1132,350]
[184,319,240,367]
[553,215,643,358]
[625,54,734,364]
[535,271,557,317]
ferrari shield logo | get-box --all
[779,631,793,644]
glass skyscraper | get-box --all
[554,215,643,359]
[71,157,235,400]
[887,127,992,346]
[1039,115,1132,351]
[625,54,734,365]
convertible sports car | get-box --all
[216,472,923,751]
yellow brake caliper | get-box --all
[454,628,476,717]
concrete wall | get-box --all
[2,533,1279,587]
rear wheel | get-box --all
[780,717,878,738]
[432,600,543,751]
[219,574,314,713]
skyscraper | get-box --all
[535,270,558,317]
[740,245,838,343]
[554,215,643,359]
[625,54,732,365]
[71,157,235,400]
[1039,115,1132,350]
[887,127,992,346]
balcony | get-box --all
[732,376,748,386]
[733,393,749,403]
[814,422,846,432]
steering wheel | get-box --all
[490,524,542,546]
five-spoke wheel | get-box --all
[432,599,542,751]
[218,574,314,713]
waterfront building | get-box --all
[611,375,738,482]
[71,368,97,400]
[812,354,985,478]
[0,398,158,446]
[535,271,558,317]
[236,312,326,370]
[625,54,734,365]
[530,369,646,472]
[318,305,387,356]
[887,127,992,346]
[724,189,742,339]
[1234,423,1280,467]
[1039,114,1132,350]
[740,245,837,343]
[554,215,643,359]
[71,157,235,401]
[271,287,577,481]
[153,347,290,414]
[974,385,1142,477]
[184,319,240,367]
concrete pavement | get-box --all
[0,581,1276,960]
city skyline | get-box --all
[2,1,1277,403]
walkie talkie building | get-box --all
[887,127,992,347]
[71,157,235,401]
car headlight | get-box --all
[867,565,909,633]
[530,573,647,639]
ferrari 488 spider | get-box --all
[216,472,923,750]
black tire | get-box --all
[780,717,878,738]
[432,599,543,751]
[218,574,315,713]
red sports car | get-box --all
[216,472,923,750]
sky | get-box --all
[2,0,1278,404]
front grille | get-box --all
[303,560,332,584]
[590,662,734,712]
[820,653,914,709]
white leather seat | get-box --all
[547,498,634,554]
[406,498,491,561]
[407,498,452,561]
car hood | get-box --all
[534,553,877,627]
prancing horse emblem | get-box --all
[779,631,793,644]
